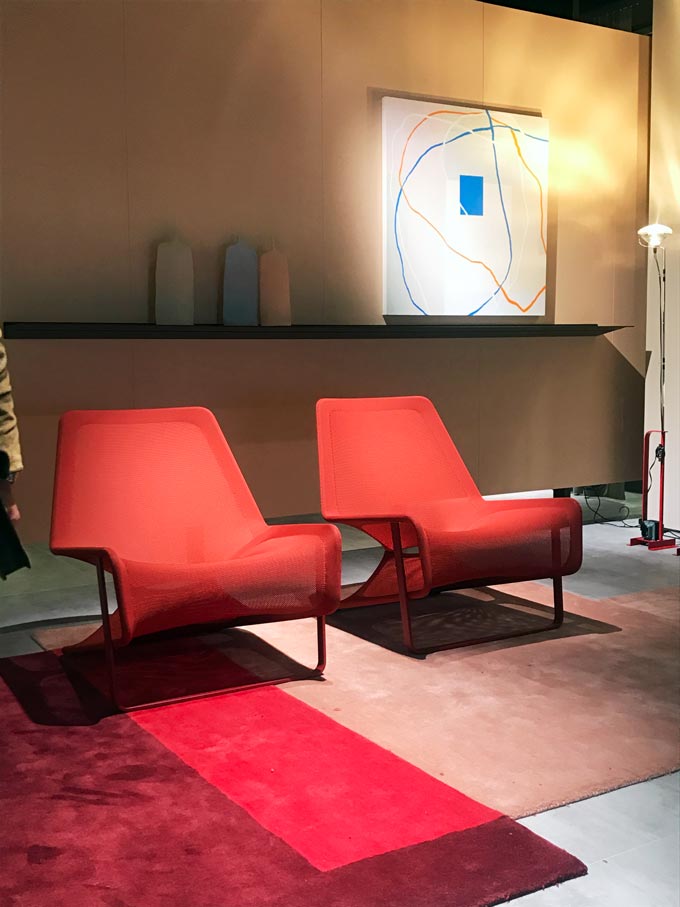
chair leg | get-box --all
[391,522,416,652]
[91,560,327,713]
[316,614,327,673]
[552,576,564,628]
[96,558,122,710]
[390,523,566,657]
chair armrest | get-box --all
[261,522,341,544]
[323,514,432,592]
[322,514,430,558]
[49,544,120,572]
[321,512,415,526]
[321,513,424,540]
[50,545,133,643]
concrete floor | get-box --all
[1,516,678,906]
[514,772,680,906]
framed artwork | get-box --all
[382,96,549,317]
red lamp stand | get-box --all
[629,429,679,554]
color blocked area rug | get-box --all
[0,647,585,907]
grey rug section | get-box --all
[0,544,115,630]
[0,584,115,631]
[538,525,679,600]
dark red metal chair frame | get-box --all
[93,558,327,713]
[389,521,563,656]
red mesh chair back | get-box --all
[316,396,480,517]
[52,408,265,564]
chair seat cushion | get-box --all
[419,497,582,587]
[114,526,340,639]
[344,497,582,605]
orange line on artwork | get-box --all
[526,285,546,308]
[507,128,546,254]
[397,109,546,313]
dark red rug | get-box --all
[0,646,586,907]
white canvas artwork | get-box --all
[382,96,549,317]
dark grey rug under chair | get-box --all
[328,587,618,657]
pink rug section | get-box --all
[132,686,501,871]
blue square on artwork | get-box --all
[460,175,483,216]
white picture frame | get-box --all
[382,96,549,318]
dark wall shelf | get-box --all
[3,322,627,340]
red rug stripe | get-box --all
[132,686,501,871]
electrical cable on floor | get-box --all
[647,457,657,496]
[581,487,638,529]
[583,487,604,523]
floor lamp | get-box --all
[629,223,679,553]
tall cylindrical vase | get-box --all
[155,238,195,325]
[223,239,259,325]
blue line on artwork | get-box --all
[465,111,513,316]
[393,119,545,315]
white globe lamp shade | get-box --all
[638,223,673,248]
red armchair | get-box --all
[316,396,582,655]
[51,407,341,710]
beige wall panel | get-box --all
[211,409,322,518]
[7,338,136,542]
[320,0,484,323]
[478,337,644,493]
[128,339,348,410]
[123,0,323,324]
[6,339,135,415]
[0,1,131,321]
[10,414,60,541]
[483,6,649,361]
[127,337,478,416]
[610,39,650,372]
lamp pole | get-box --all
[629,224,678,553]
[652,244,666,433]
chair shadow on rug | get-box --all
[328,586,620,658]
[0,627,317,727]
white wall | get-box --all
[645,0,680,530]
